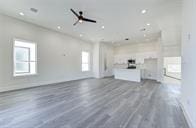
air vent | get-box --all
[30,8,38,13]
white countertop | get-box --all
[114,68,141,82]
[114,68,141,70]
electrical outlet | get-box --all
[187,100,190,105]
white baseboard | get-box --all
[179,101,194,128]
[0,75,93,93]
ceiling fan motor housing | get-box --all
[79,11,83,15]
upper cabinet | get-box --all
[114,51,158,65]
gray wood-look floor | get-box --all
[0,78,189,128]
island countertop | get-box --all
[114,68,141,82]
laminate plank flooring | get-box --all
[0,78,189,128]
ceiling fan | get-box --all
[70,9,97,26]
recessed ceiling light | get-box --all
[80,34,83,37]
[147,23,150,26]
[57,26,61,29]
[140,28,146,32]
[19,12,24,16]
[101,26,105,29]
[141,9,147,14]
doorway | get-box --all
[163,57,181,85]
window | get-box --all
[164,57,181,73]
[168,64,181,73]
[14,39,37,76]
[82,51,90,71]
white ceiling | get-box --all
[0,0,182,44]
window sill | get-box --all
[82,71,91,72]
[14,73,37,77]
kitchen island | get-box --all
[114,68,141,82]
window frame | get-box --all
[81,51,90,72]
[13,38,37,77]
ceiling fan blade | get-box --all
[70,9,79,18]
[73,20,79,26]
[83,18,97,23]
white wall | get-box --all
[157,39,164,82]
[114,42,158,55]
[161,28,182,57]
[93,42,101,78]
[143,59,158,80]
[157,2,182,58]
[0,14,94,92]
[93,42,114,78]
[181,0,196,127]
[100,43,114,77]
[163,45,181,57]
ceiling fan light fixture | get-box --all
[79,19,83,23]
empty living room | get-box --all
[0,0,195,128]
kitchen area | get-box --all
[100,41,160,83]
[113,42,159,83]
[114,59,141,82]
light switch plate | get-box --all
[188,33,191,41]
